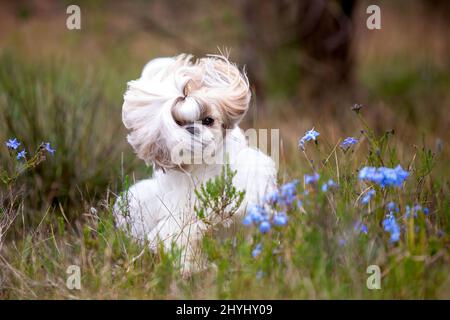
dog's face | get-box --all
[122,54,251,170]
[170,95,224,166]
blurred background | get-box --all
[0,0,449,219]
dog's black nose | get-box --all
[186,125,199,135]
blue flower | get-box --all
[6,138,20,150]
[252,243,262,258]
[265,190,280,205]
[338,238,346,247]
[247,205,261,222]
[259,221,271,234]
[354,221,368,234]
[249,204,267,223]
[380,165,409,187]
[358,167,384,185]
[393,165,409,184]
[298,128,320,150]
[304,173,320,185]
[382,215,401,243]
[273,212,288,226]
[423,207,430,215]
[404,205,413,218]
[280,180,299,205]
[360,189,375,205]
[16,150,26,160]
[304,128,320,141]
[340,137,358,150]
[242,215,253,226]
[321,179,337,192]
[358,165,409,187]
[360,224,368,234]
[390,231,400,242]
[44,142,55,155]
[386,201,399,213]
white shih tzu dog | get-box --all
[114,54,277,275]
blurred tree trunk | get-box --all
[295,0,355,84]
[240,0,356,107]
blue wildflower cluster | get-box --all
[386,201,399,213]
[321,179,337,192]
[382,214,401,243]
[264,180,300,207]
[243,204,288,233]
[303,173,337,193]
[6,138,27,161]
[2,138,56,185]
[298,128,320,151]
[304,173,319,185]
[358,165,409,187]
[243,180,300,259]
[4,138,55,162]
[382,201,401,242]
[245,122,437,268]
[356,200,431,244]
[244,173,340,258]
[404,204,430,219]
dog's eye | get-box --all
[202,117,214,126]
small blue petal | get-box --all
[360,224,368,234]
[304,173,320,185]
[6,138,20,150]
[386,201,399,213]
[252,243,262,258]
[340,137,358,150]
[259,221,271,233]
[16,150,27,160]
[44,142,55,155]
[354,221,368,234]
[360,189,375,205]
[298,128,320,150]
[242,215,253,226]
[273,212,288,226]
[382,214,401,243]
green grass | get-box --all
[0,52,141,220]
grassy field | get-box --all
[0,1,449,299]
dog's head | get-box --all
[122,54,251,170]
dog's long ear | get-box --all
[122,54,198,169]
[198,55,251,128]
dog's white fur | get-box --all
[114,54,277,275]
